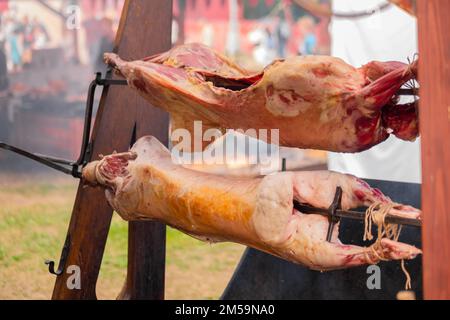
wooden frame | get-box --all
[51,0,172,299]
[417,0,450,300]
[48,0,450,300]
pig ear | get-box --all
[105,52,224,106]
[142,43,250,77]
[134,63,227,106]
[355,62,417,110]
[360,61,408,82]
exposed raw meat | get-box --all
[105,43,418,153]
[82,136,421,271]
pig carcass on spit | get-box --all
[104,43,419,153]
[82,136,421,271]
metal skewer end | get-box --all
[326,187,343,242]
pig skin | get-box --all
[83,136,421,271]
[105,43,418,153]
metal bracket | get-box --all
[45,234,71,276]
[0,72,128,178]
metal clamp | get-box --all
[0,72,128,178]
[283,158,342,242]
[326,186,343,242]
[45,234,71,276]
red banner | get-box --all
[0,0,8,12]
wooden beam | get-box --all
[51,0,172,299]
[115,0,173,300]
[417,0,450,300]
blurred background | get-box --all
[0,0,330,166]
[0,0,419,299]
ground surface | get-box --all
[0,172,244,300]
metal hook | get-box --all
[45,234,71,276]
[326,186,343,242]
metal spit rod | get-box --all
[293,201,422,228]
[0,79,417,177]
[0,72,128,178]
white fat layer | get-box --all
[252,172,294,245]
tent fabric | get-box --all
[328,0,421,183]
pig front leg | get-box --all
[251,171,421,271]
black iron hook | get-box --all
[45,234,71,276]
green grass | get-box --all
[0,175,244,299]
[0,183,74,196]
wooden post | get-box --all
[51,0,172,299]
[417,0,450,300]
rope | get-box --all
[401,259,412,290]
[364,202,412,290]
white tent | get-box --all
[327,0,421,183]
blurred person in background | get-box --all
[171,18,179,45]
[264,26,276,54]
[31,17,50,50]
[0,15,10,145]
[0,42,8,93]
[61,27,77,63]
[0,22,8,93]
[83,14,103,68]
[327,0,421,183]
[297,15,317,55]
[0,14,5,75]
[275,12,290,58]
[19,15,33,66]
[248,25,276,67]
[95,17,115,73]
[201,21,214,47]
[2,15,22,73]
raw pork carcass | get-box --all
[82,136,421,271]
[104,43,419,153]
